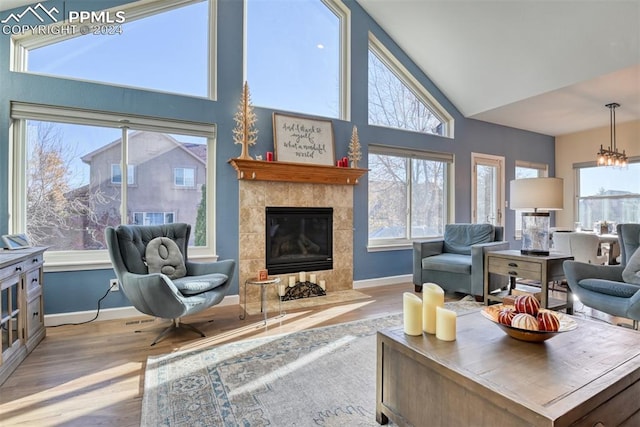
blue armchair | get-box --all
[563,223,640,329]
[413,223,510,298]
[106,223,236,345]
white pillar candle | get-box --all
[422,283,445,334]
[278,284,286,296]
[309,273,317,284]
[403,292,423,336]
[435,306,457,341]
[319,280,326,290]
[299,271,306,282]
[289,276,296,287]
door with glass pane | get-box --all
[472,153,504,226]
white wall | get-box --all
[555,119,640,228]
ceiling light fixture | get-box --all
[597,102,628,167]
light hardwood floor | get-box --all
[0,283,415,427]
[0,282,628,426]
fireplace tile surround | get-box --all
[238,180,354,309]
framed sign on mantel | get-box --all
[272,112,335,166]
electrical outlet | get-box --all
[109,278,120,292]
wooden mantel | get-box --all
[228,158,368,185]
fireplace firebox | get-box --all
[265,207,333,275]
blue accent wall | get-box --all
[0,0,555,314]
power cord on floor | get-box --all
[49,282,117,327]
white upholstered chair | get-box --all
[553,232,607,265]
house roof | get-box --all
[80,131,207,164]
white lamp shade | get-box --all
[510,178,563,211]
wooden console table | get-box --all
[484,250,573,313]
[376,311,640,426]
[0,247,47,385]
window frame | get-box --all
[9,102,217,271]
[11,0,217,100]
[368,33,454,138]
[367,144,454,251]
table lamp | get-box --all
[510,177,563,256]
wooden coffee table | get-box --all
[376,310,640,426]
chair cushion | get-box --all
[172,273,228,296]
[443,224,495,255]
[422,253,472,275]
[578,278,640,298]
[145,237,187,279]
[622,247,640,285]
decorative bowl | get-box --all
[481,304,577,342]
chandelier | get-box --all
[597,102,628,167]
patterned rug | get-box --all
[141,297,482,426]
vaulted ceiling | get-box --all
[357,0,640,136]
[4,0,640,137]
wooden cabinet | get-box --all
[0,247,46,385]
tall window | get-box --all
[514,161,548,238]
[576,162,640,229]
[11,103,215,266]
[15,0,211,97]
[368,146,452,247]
[246,0,347,119]
[368,35,452,137]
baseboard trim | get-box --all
[353,274,412,289]
[44,294,241,327]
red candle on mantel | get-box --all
[266,151,274,161]
[342,156,349,167]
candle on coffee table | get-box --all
[435,306,457,341]
[403,292,422,336]
[422,282,444,334]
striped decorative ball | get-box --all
[538,311,560,331]
[511,313,539,331]
[498,308,516,325]
[514,295,540,316]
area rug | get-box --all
[141,297,482,427]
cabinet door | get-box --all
[1,276,23,356]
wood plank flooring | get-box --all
[0,282,629,426]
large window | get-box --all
[246,0,348,119]
[368,35,453,137]
[576,161,640,229]
[14,0,212,98]
[368,146,452,247]
[514,161,548,238]
[10,103,215,268]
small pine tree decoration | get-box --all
[348,125,362,168]
[233,81,258,159]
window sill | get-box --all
[367,243,413,252]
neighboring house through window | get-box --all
[575,161,640,229]
[10,103,215,267]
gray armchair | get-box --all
[105,223,236,345]
[413,223,509,298]
[563,223,640,330]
